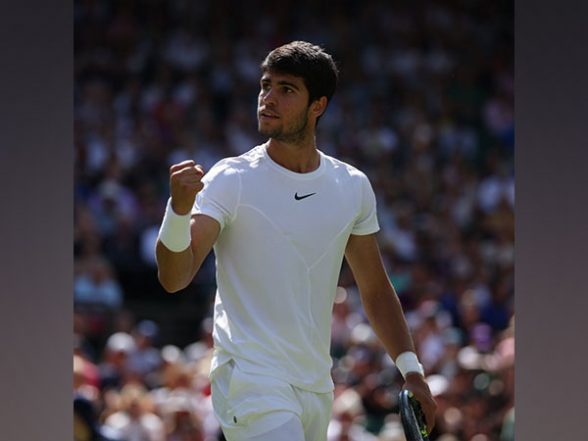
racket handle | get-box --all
[407,391,430,440]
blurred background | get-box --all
[74,1,513,440]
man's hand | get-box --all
[169,160,205,215]
[403,373,437,434]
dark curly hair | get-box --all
[261,41,339,107]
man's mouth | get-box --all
[259,109,279,119]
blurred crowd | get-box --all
[74,1,514,440]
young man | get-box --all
[156,41,436,441]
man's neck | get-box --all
[266,138,320,173]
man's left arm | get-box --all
[345,232,437,432]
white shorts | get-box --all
[210,359,333,441]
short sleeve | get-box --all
[192,159,240,231]
[351,173,380,235]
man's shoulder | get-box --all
[321,151,369,181]
[206,145,265,179]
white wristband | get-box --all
[158,198,192,252]
[395,351,424,379]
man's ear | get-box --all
[311,97,328,119]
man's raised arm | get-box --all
[156,160,220,293]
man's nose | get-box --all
[260,88,276,105]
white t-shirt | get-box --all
[193,144,379,392]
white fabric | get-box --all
[194,143,379,392]
[211,359,332,441]
[158,198,192,252]
[243,416,305,441]
[395,351,425,378]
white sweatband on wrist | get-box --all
[157,198,192,252]
[395,351,425,378]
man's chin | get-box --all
[258,126,279,138]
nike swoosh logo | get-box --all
[294,192,316,201]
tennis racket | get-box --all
[399,389,430,441]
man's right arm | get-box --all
[155,160,220,293]
[156,214,220,293]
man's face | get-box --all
[257,71,313,144]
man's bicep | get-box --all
[345,233,390,294]
[189,214,221,274]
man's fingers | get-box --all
[169,160,195,173]
[406,386,436,434]
[170,165,205,181]
[417,394,436,433]
[172,177,204,193]
[169,160,205,176]
[179,177,204,186]
[424,405,435,432]
[172,172,204,184]
[168,161,205,214]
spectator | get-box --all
[99,332,136,390]
[74,255,123,310]
[128,320,163,386]
[328,388,378,441]
[74,395,122,441]
[161,394,205,441]
[103,384,166,441]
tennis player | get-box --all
[156,41,436,441]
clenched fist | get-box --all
[169,160,205,215]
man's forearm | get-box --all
[156,241,195,293]
[359,284,416,360]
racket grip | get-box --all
[407,391,430,440]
